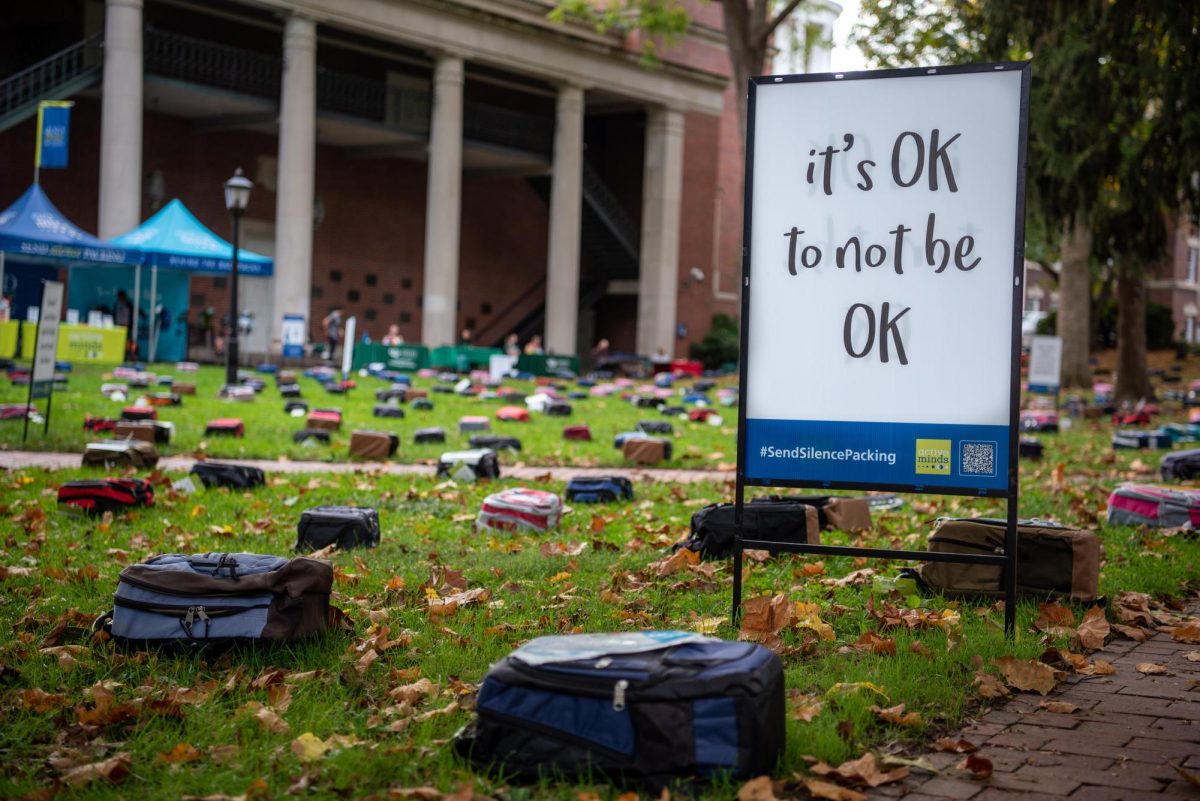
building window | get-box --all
[348,289,360,302]
[382,293,395,305]
[191,293,206,306]
[330,270,342,283]
[213,277,227,289]
[311,285,323,299]
[401,278,413,290]
[481,302,492,314]
[1188,246,1199,284]
[400,311,411,323]
[365,274,378,287]
[365,308,377,321]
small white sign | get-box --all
[31,281,63,384]
[341,316,356,378]
[1027,335,1062,391]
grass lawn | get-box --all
[0,406,1198,800]
[0,363,739,469]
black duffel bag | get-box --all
[296,506,381,551]
[191,462,266,490]
[680,500,819,558]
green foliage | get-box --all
[548,0,690,64]
[689,313,740,368]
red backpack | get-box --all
[58,479,154,515]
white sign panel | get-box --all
[1027,335,1062,392]
[341,316,356,378]
[742,65,1028,493]
[31,280,64,384]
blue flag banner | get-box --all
[35,102,73,170]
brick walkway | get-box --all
[874,604,1200,800]
[0,450,735,484]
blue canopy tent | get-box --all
[0,185,135,328]
[97,199,273,361]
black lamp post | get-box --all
[223,167,252,388]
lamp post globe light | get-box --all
[223,167,252,389]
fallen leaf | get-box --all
[740,594,791,637]
[60,753,131,786]
[1136,662,1168,675]
[1173,764,1200,789]
[1185,651,1200,662]
[810,752,908,787]
[973,670,1011,699]
[826,682,889,701]
[158,743,204,763]
[801,778,866,801]
[789,692,824,722]
[389,678,436,705]
[995,657,1062,695]
[735,775,779,801]
[933,737,978,753]
[243,702,289,733]
[959,754,993,780]
[1034,601,1076,633]
[21,688,68,712]
[870,703,923,727]
[1112,624,1150,642]
[1039,701,1079,714]
[1076,606,1110,651]
[1171,623,1200,644]
[291,732,329,763]
[208,745,240,764]
[843,631,896,656]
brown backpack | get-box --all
[917,518,1100,602]
[83,440,159,469]
[623,438,671,464]
[349,430,398,460]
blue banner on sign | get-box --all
[744,418,1010,492]
[37,104,71,169]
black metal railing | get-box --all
[582,160,639,259]
[0,35,102,121]
[145,27,280,99]
[465,101,553,157]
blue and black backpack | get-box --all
[565,476,634,503]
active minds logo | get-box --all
[914,438,951,475]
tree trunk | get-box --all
[1057,217,1093,388]
[1115,260,1152,402]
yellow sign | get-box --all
[914,438,952,476]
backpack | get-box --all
[113,421,172,445]
[98,552,332,648]
[146,392,181,407]
[455,633,785,787]
[83,441,159,469]
[681,501,820,558]
[1106,484,1200,528]
[205,418,245,437]
[83,416,118,432]
[613,431,648,449]
[349,430,399,459]
[293,429,330,445]
[373,405,405,418]
[414,427,446,444]
[285,401,309,415]
[623,438,672,464]
[437,449,501,481]
[469,435,522,452]
[121,406,156,421]
[636,420,673,435]
[1019,411,1059,432]
[545,401,573,417]
[1160,449,1200,481]
[173,382,196,396]
[376,388,407,403]
[496,406,530,422]
[279,384,302,398]
[411,398,434,411]
[563,424,592,441]
[296,507,381,551]
[476,488,563,532]
[916,517,1100,602]
[565,476,634,503]
[306,410,342,431]
[191,462,266,490]
[58,479,154,515]
[750,495,872,532]
[1112,430,1171,449]
[1018,437,1044,460]
[459,416,491,433]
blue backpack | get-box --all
[456,632,785,787]
[565,476,634,503]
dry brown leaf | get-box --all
[1136,662,1168,675]
[540,541,587,557]
[1034,601,1076,635]
[870,703,923,727]
[959,754,993,780]
[389,678,436,705]
[1112,624,1150,642]
[1076,606,1110,651]
[909,641,933,658]
[647,548,700,577]
[60,753,131,786]
[1171,623,1200,644]
[789,692,824,722]
[801,778,866,801]
[243,701,289,733]
[291,732,329,763]
[1173,764,1200,789]
[995,657,1062,695]
[735,775,779,801]
[208,744,240,764]
[810,753,909,787]
[932,738,978,753]
[740,594,791,637]
[973,670,1011,699]
[20,688,68,712]
[1185,651,1200,662]
[842,631,897,656]
[1039,701,1079,714]
[388,789,445,800]
[157,743,204,763]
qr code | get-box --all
[961,441,996,476]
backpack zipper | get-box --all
[928,536,1003,554]
[612,679,628,711]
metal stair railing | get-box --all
[581,160,639,261]
[0,35,102,131]
[144,27,280,100]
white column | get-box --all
[420,53,465,347]
[97,0,143,238]
[544,84,585,356]
[270,14,317,352]
[635,106,685,357]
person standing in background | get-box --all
[322,307,343,360]
[381,324,404,346]
[504,333,520,356]
[524,334,543,355]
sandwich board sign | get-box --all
[733,63,1030,635]
[1027,335,1062,394]
[24,279,64,442]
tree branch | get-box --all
[762,0,807,44]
